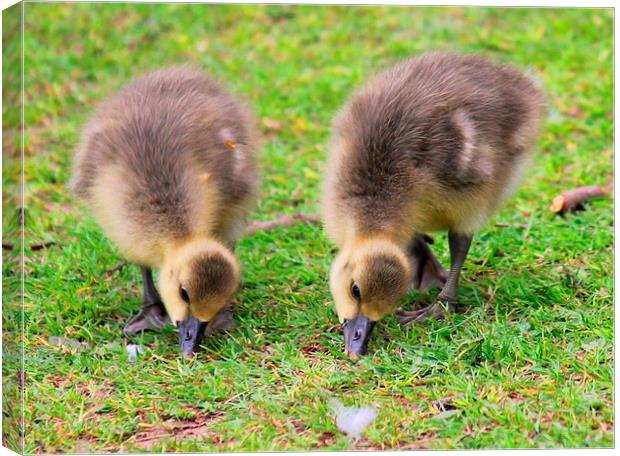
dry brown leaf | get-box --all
[125,413,221,450]
[224,140,237,149]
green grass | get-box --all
[2,3,613,452]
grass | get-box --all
[2,3,613,452]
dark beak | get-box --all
[178,315,208,358]
[343,316,376,359]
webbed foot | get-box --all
[396,297,456,325]
[123,302,171,336]
[205,306,234,337]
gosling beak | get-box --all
[343,316,376,359]
[178,315,208,358]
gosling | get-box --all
[70,68,260,357]
[322,53,546,358]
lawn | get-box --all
[2,3,613,452]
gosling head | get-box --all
[159,239,240,358]
[330,238,411,359]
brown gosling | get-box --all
[321,53,546,358]
[70,68,260,357]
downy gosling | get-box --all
[71,68,260,357]
[322,53,546,358]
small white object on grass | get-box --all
[329,398,377,438]
[126,344,144,363]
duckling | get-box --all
[322,53,546,358]
[70,67,260,357]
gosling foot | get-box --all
[123,302,171,336]
[396,297,456,325]
[205,306,234,337]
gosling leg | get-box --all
[397,231,472,324]
[123,266,171,336]
[407,233,447,291]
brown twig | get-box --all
[30,241,58,251]
[2,243,14,251]
[495,222,528,229]
[550,184,611,214]
[105,260,128,278]
[246,213,321,235]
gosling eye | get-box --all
[179,286,190,304]
[351,282,361,301]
